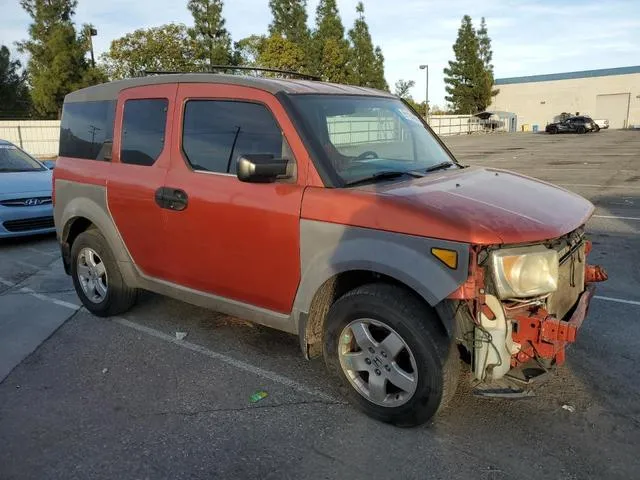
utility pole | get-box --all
[419,64,429,118]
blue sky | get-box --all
[1,0,639,106]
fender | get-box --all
[54,179,139,286]
[292,219,471,321]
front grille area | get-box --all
[0,196,52,207]
[3,216,55,232]
[547,241,586,319]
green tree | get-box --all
[311,0,350,82]
[17,0,103,118]
[444,15,496,113]
[394,79,415,99]
[268,0,310,47]
[393,79,424,115]
[0,45,31,117]
[101,24,198,79]
[258,35,306,74]
[476,17,499,107]
[188,0,232,69]
[232,35,266,67]
[347,2,387,90]
[266,0,310,73]
[372,46,387,90]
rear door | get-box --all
[161,84,309,313]
[107,84,177,279]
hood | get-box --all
[0,169,53,198]
[301,167,594,245]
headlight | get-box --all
[490,246,559,299]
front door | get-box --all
[107,84,177,279]
[161,84,309,313]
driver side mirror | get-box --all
[237,155,293,183]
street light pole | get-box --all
[87,26,98,68]
[419,64,429,118]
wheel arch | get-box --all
[298,269,455,359]
[54,181,137,285]
[294,221,470,358]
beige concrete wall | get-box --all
[490,73,640,129]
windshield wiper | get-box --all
[345,170,423,187]
[424,161,456,173]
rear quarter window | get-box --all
[59,101,116,160]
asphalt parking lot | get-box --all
[1,130,639,480]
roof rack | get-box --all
[144,65,321,81]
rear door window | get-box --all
[120,99,168,166]
[182,100,288,174]
[59,100,115,160]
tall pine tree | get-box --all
[188,0,232,69]
[347,2,387,90]
[444,15,496,113]
[476,17,499,108]
[17,0,103,118]
[311,0,350,83]
[263,0,310,73]
[268,0,310,47]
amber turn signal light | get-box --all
[431,248,458,269]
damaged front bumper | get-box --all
[475,264,607,397]
[512,283,596,368]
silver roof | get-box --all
[64,74,394,103]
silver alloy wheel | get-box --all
[77,247,108,303]
[338,318,418,407]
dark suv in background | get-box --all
[546,116,598,134]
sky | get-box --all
[1,0,639,107]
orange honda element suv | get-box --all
[54,73,607,427]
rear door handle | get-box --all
[155,187,188,211]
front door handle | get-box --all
[155,187,188,211]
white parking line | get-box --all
[592,215,640,222]
[16,287,81,310]
[25,247,58,257]
[0,275,338,402]
[559,183,640,189]
[0,276,80,309]
[113,317,339,402]
[13,260,44,270]
[594,295,640,307]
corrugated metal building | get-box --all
[489,66,640,130]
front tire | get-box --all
[323,283,459,427]
[71,229,137,317]
[577,126,586,134]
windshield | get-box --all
[0,144,45,172]
[289,95,457,185]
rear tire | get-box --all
[71,229,137,317]
[323,283,459,427]
[548,127,558,134]
[577,126,586,134]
